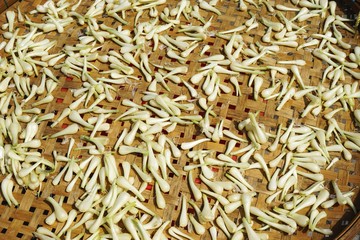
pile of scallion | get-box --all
[0,0,359,239]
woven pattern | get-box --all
[0,0,359,240]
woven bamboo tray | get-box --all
[0,0,359,239]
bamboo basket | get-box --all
[0,0,359,240]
